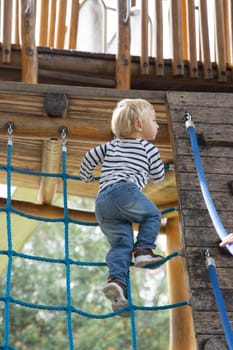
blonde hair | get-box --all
[111,98,154,138]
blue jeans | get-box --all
[95,181,161,285]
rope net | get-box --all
[0,126,187,350]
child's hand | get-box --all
[219,233,233,247]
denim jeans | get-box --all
[95,181,161,285]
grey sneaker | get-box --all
[103,280,129,317]
[133,248,163,268]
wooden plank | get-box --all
[223,0,231,65]
[48,0,56,47]
[171,0,184,76]
[177,172,233,193]
[0,113,170,146]
[192,288,233,311]
[2,0,13,63]
[215,0,227,82]
[14,0,20,44]
[39,0,49,46]
[176,155,233,175]
[56,0,67,49]
[189,267,233,289]
[116,0,131,89]
[20,0,38,83]
[194,311,233,334]
[181,209,233,228]
[69,0,80,49]
[186,248,233,269]
[167,91,233,107]
[155,0,164,75]
[181,0,188,61]
[140,0,149,74]
[186,0,198,78]
[180,190,233,211]
[199,0,212,79]
[0,81,166,99]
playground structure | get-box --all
[0,1,233,349]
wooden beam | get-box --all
[2,0,13,64]
[20,0,38,83]
[116,0,131,89]
[0,197,178,223]
[38,139,62,204]
[0,114,170,146]
[166,217,197,350]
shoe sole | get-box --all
[134,255,163,269]
[103,283,129,317]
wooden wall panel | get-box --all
[167,91,233,349]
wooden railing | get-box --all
[0,0,233,87]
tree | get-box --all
[0,216,169,350]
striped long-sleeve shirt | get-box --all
[80,138,165,192]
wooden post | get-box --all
[215,0,227,82]
[21,0,38,83]
[155,0,164,76]
[69,0,80,49]
[38,139,61,204]
[140,0,149,74]
[116,0,131,89]
[186,0,198,79]
[2,0,13,63]
[48,0,57,47]
[171,0,184,76]
[166,217,197,350]
[56,0,67,48]
[199,0,212,79]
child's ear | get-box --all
[134,119,143,131]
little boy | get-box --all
[80,98,165,316]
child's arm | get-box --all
[80,144,107,182]
[148,146,165,183]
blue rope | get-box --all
[0,133,186,350]
[205,254,233,350]
[185,114,233,255]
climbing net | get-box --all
[0,124,188,350]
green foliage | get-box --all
[0,216,169,349]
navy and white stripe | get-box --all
[80,138,165,192]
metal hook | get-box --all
[6,122,15,144]
[184,112,195,129]
[59,126,68,150]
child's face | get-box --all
[141,110,159,140]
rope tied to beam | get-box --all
[0,123,188,350]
